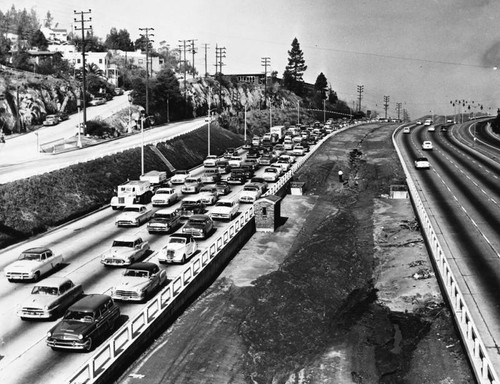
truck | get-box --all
[140,170,168,191]
[270,125,286,141]
[110,180,153,210]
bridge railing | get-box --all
[392,126,500,384]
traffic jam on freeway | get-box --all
[0,121,337,367]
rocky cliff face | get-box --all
[0,68,79,134]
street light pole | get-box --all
[297,101,300,125]
[77,98,82,148]
[207,90,211,156]
[141,115,145,176]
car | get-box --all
[203,155,218,168]
[147,207,181,234]
[228,156,243,168]
[201,169,221,184]
[170,170,191,184]
[239,183,263,203]
[250,177,268,193]
[215,159,231,174]
[274,159,291,172]
[182,214,214,239]
[215,181,232,196]
[101,236,150,266]
[446,118,454,123]
[259,154,276,166]
[427,125,435,132]
[56,112,69,121]
[262,167,280,182]
[403,127,410,134]
[43,114,60,126]
[46,294,120,352]
[227,169,247,184]
[111,262,167,302]
[279,154,296,164]
[273,144,286,156]
[423,119,432,126]
[114,87,124,95]
[198,186,219,205]
[181,177,202,194]
[224,148,237,159]
[157,233,198,264]
[17,277,84,320]
[115,204,153,227]
[178,197,206,218]
[88,97,106,106]
[211,198,240,221]
[422,141,433,150]
[291,145,306,156]
[414,157,430,169]
[441,125,448,133]
[4,247,64,282]
[152,187,179,207]
[416,120,422,125]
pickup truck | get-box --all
[4,247,64,282]
[115,204,153,227]
[101,236,150,266]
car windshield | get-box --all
[187,222,206,228]
[154,213,172,219]
[65,310,94,322]
[265,168,277,173]
[123,207,141,212]
[19,252,41,261]
[175,170,188,175]
[32,286,58,295]
[112,240,134,247]
[156,190,171,195]
[216,202,232,207]
[169,237,186,244]
[124,269,149,278]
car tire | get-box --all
[181,254,186,264]
[84,337,93,352]
[33,272,40,282]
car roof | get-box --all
[155,207,178,214]
[114,235,141,242]
[68,294,112,312]
[34,276,72,288]
[126,262,158,272]
[188,214,210,220]
[170,233,194,240]
[23,247,51,254]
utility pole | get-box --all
[178,40,189,110]
[261,57,270,108]
[203,43,209,77]
[356,85,364,112]
[383,95,390,120]
[74,9,92,135]
[395,102,402,121]
[187,39,197,78]
[139,27,154,115]
[214,45,226,110]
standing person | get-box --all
[338,170,343,182]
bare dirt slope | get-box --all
[118,124,474,384]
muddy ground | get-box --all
[118,124,475,384]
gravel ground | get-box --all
[118,123,475,384]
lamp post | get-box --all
[140,112,154,175]
[297,101,300,125]
[128,93,133,132]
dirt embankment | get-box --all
[118,124,474,384]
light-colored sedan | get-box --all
[414,157,430,169]
[17,277,84,320]
[101,236,150,267]
[170,170,191,184]
[181,177,202,194]
[111,262,167,302]
[157,234,198,264]
[115,204,153,227]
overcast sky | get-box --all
[5,0,500,119]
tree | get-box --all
[43,11,53,28]
[30,30,48,50]
[283,37,307,96]
[314,72,328,93]
[104,27,134,51]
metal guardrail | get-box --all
[392,126,500,384]
[66,125,348,383]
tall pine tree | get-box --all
[283,37,307,96]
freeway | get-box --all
[395,119,500,378]
[0,95,207,184]
[0,144,305,383]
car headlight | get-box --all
[78,334,84,340]
[46,331,51,337]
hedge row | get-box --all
[0,125,243,248]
